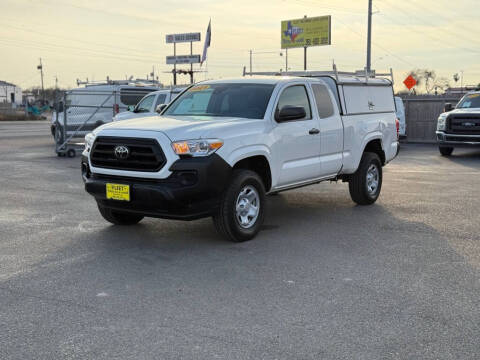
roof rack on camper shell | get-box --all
[242,64,394,85]
[75,77,161,87]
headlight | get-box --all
[84,132,95,151]
[437,114,447,131]
[171,139,223,157]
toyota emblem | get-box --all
[114,145,130,159]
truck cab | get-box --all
[436,91,480,156]
[113,89,184,122]
[82,75,398,242]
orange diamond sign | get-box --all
[403,75,417,90]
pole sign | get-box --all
[403,75,417,90]
[166,55,201,64]
[166,33,201,43]
[281,16,331,49]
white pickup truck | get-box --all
[112,89,183,122]
[82,75,399,242]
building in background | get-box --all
[0,80,23,104]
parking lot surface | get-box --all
[1,121,479,359]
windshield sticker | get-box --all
[468,94,480,98]
[190,85,211,92]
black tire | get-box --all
[348,152,382,205]
[439,146,453,156]
[97,205,144,225]
[213,169,266,242]
[67,149,76,158]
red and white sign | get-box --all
[403,75,417,90]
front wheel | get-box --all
[97,205,144,225]
[348,152,382,205]
[439,146,453,156]
[213,169,266,242]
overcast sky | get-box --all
[1,0,479,91]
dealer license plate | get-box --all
[106,183,130,201]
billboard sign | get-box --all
[166,55,201,64]
[166,33,201,43]
[281,16,331,49]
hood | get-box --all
[95,115,264,141]
[113,111,147,122]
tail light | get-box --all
[395,118,400,139]
[113,104,119,114]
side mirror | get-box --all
[444,103,454,112]
[276,105,306,122]
[156,104,167,113]
[127,105,135,112]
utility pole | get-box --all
[173,43,177,85]
[366,0,373,73]
[249,50,252,74]
[37,58,45,102]
[190,41,194,84]
[303,15,307,71]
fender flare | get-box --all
[225,144,273,168]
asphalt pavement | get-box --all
[1,121,479,359]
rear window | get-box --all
[312,84,334,118]
[120,88,156,106]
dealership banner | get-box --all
[281,16,331,49]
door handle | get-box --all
[309,128,320,135]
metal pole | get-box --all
[39,58,45,102]
[285,48,288,72]
[304,46,307,71]
[460,70,464,93]
[190,41,194,84]
[173,43,177,85]
[249,50,252,75]
[366,0,372,73]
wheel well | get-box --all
[233,156,272,191]
[364,139,385,165]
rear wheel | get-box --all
[348,152,382,205]
[213,169,265,242]
[97,205,144,225]
[439,146,453,156]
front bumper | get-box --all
[436,132,480,147]
[82,154,232,220]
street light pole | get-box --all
[366,0,373,73]
[38,58,45,102]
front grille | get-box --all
[447,114,480,135]
[91,137,166,172]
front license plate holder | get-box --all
[106,183,130,201]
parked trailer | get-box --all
[54,80,160,157]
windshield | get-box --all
[457,93,480,109]
[163,83,275,119]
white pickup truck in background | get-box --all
[113,89,184,122]
[82,74,399,242]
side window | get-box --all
[155,94,167,107]
[276,85,312,120]
[312,84,334,118]
[135,95,155,112]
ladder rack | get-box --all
[242,64,394,85]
